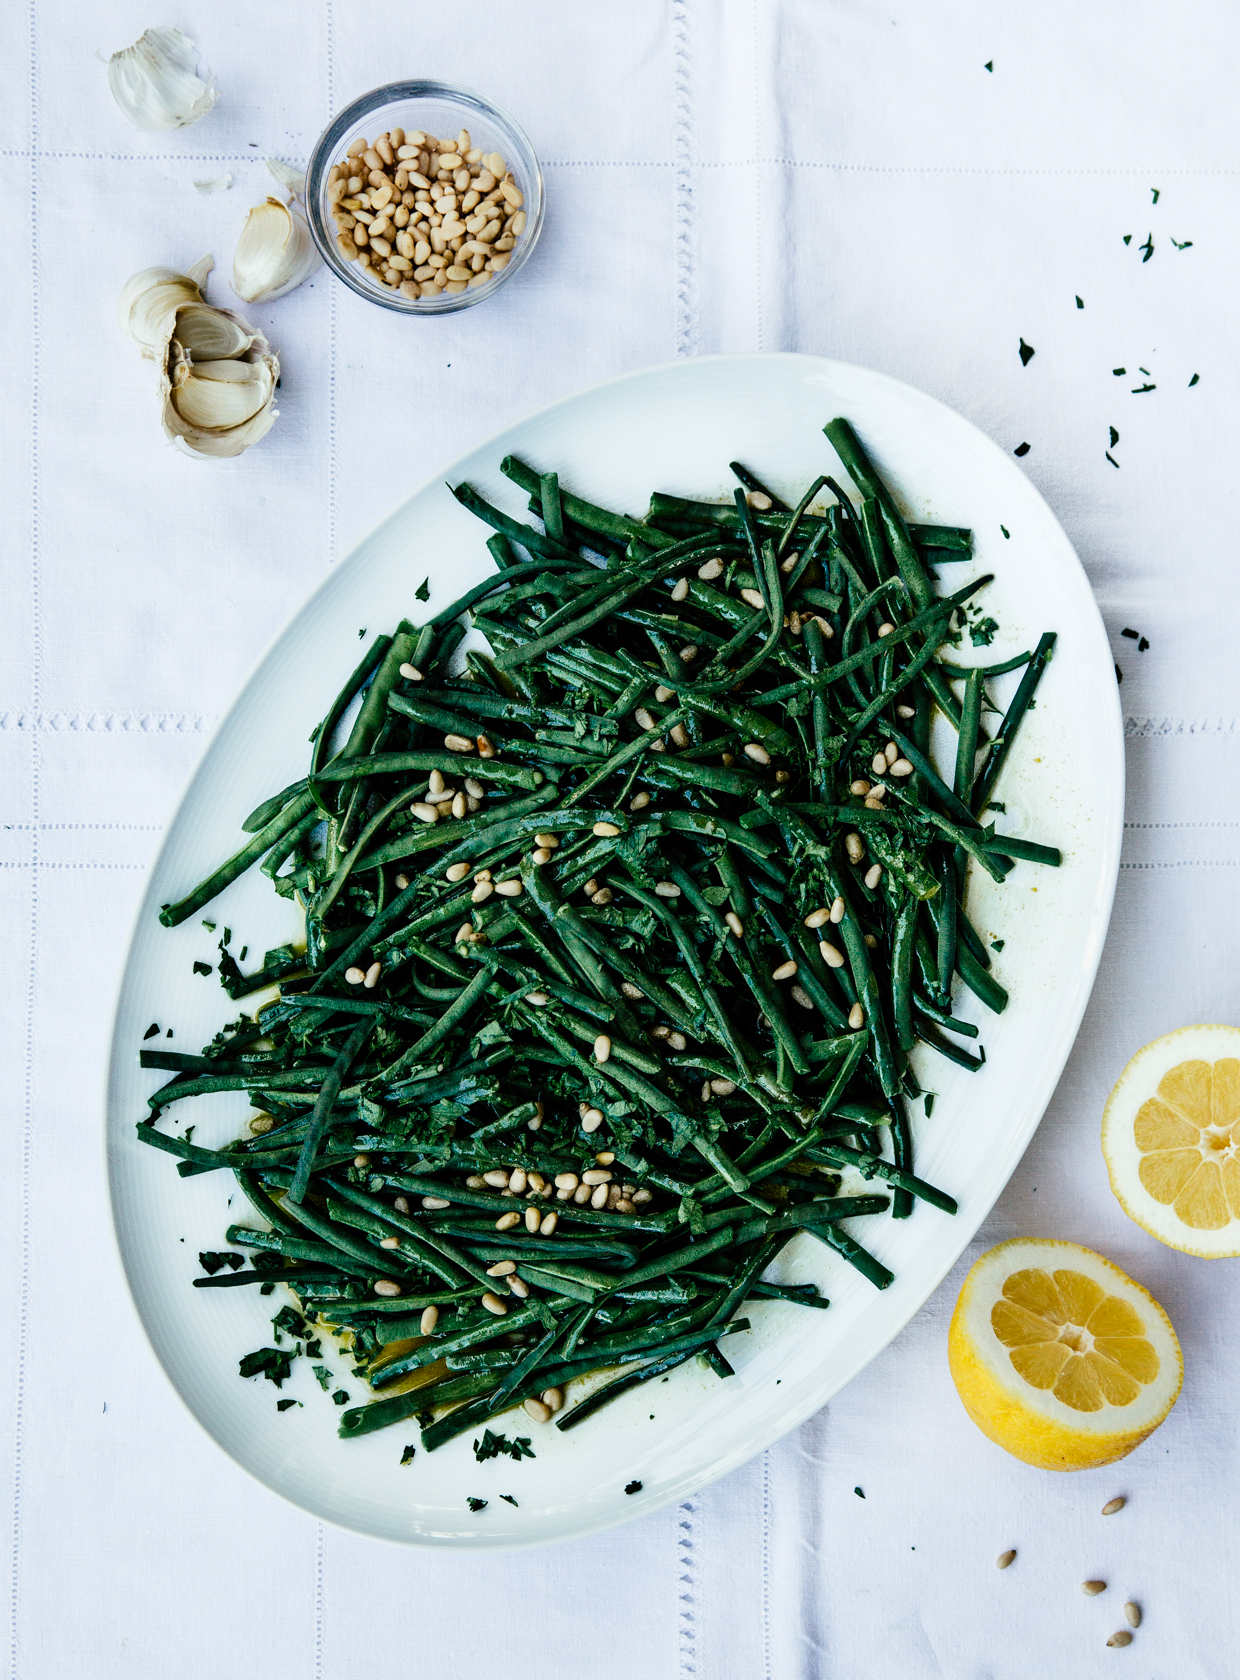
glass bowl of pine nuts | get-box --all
[305,80,544,313]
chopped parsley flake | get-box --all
[1013,442,1030,458]
[312,1365,332,1390]
[415,576,430,602]
[143,1022,160,1040]
[624,1480,643,1495]
[855,1487,866,1498]
[192,960,213,976]
[1139,234,1154,262]
[1113,367,1126,376]
[473,1429,536,1463]
[500,1494,519,1506]
[1151,187,1160,204]
[984,60,993,71]
[238,1346,294,1388]
[276,1398,300,1412]
[467,1497,488,1512]
[1171,238,1193,250]
[332,1390,350,1406]
[1075,295,1084,309]
[1106,452,1120,469]
[1000,525,1010,539]
[1189,373,1200,387]
[400,1445,416,1464]
[1109,427,1120,447]
[1018,338,1035,366]
[1131,383,1156,394]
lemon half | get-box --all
[1102,1024,1240,1257]
[948,1238,1182,1470]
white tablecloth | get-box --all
[5,3,1239,1675]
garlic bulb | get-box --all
[106,27,219,132]
[232,160,321,304]
[120,258,279,460]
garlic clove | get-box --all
[106,26,219,133]
[118,263,208,357]
[174,303,255,361]
[170,357,276,430]
[232,196,321,303]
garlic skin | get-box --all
[107,27,219,133]
[232,196,321,303]
[120,257,279,459]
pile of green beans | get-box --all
[139,417,1058,1450]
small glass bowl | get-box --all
[305,80,544,315]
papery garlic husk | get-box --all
[161,338,280,460]
[119,257,256,361]
[107,26,219,132]
[233,196,321,303]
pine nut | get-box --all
[667,1030,686,1051]
[804,907,831,928]
[621,981,644,998]
[533,832,559,849]
[532,847,553,865]
[523,1397,551,1423]
[744,742,771,765]
[864,796,884,810]
[698,557,724,579]
[539,1211,558,1235]
[1124,1603,1140,1628]
[848,1002,866,1029]
[378,1235,400,1251]
[526,989,549,1005]
[446,860,471,881]
[495,1211,521,1231]
[747,491,773,511]
[444,733,474,753]
[393,1196,411,1212]
[655,684,675,702]
[819,941,845,968]
[494,878,522,897]
[590,887,613,905]
[1106,1632,1132,1648]
[633,1187,653,1205]
[477,735,496,757]
[590,1183,609,1208]
[871,752,888,776]
[481,1292,508,1316]
[582,1110,604,1133]
[864,864,883,889]
[679,644,698,662]
[450,791,467,817]
[654,881,680,897]
[864,933,878,949]
[399,661,424,682]
[884,741,899,765]
[418,1305,439,1335]
[1082,1581,1107,1596]
[421,1196,450,1210]
[509,1169,528,1194]
[395,873,410,889]
[725,911,743,937]
[845,833,865,864]
[830,896,846,922]
[851,779,872,796]
[1102,1497,1127,1515]
[555,1173,579,1190]
[790,984,814,1009]
[772,959,798,980]
[740,588,765,609]
[486,1260,516,1276]
[508,1276,529,1298]
[483,1169,509,1187]
[889,758,914,777]
[630,791,651,811]
[877,622,895,637]
[896,703,915,718]
[454,921,475,943]
[542,1386,564,1412]
[996,1550,1016,1569]
[465,1176,486,1189]
[634,706,655,731]
[345,966,365,985]
[373,1279,401,1297]
[593,821,620,836]
[710,1078,737,1096]
[670,578,689,602]
[249,1114,275,1135]
[363,961,381,988]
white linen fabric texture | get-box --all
[3,1,1239,1675]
